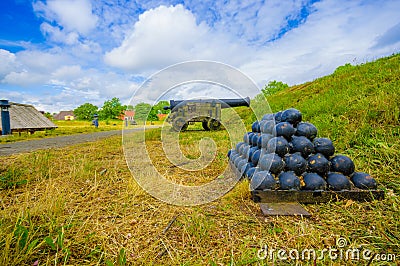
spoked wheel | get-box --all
[172,118,188,131]
[207,119,221,131]
[202,121,210,131]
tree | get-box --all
[134,103,152,121]
[261,80,289,96]
[74,103,98,120]
[147,107,159,121]
[43,112,53,120]
[146,101,170,121]
[152,101,170,114]
[99,97,125,120]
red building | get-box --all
[157,113,168,121]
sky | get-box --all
[0,0,399,113]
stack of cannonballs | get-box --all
[228,108,378,192]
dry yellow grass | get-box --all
[0,120,125,144]
[0,128,399,265]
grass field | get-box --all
[0,120,121,144]
[0,54,399,265]
[0,120,165,144]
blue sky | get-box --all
[0,0,399,113]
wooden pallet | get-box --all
[252,189,384,216]
[252,189,385,204]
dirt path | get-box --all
[0,126,158,156]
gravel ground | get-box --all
[0,127,158,156]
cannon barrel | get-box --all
[163,97,250,110]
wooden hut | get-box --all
[0,102,57,134]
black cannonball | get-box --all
[243,132,253,144]
[246,146,258,161]
[275,122,296,140]
[351,172,377,189]
[307,153,330,177]
[327,172,352,191]
[261,120,276,135]
[259,153,285,174]
[284,152,307,175]
[235,141,245,152]
[252,121,261,133]
[296,122,318,140]
[267,136,290,157]
[236,158,247,171]
[281,108,302,126]
[330,155,355,176]
[290,136,315,158]
[250,171,276,190]
[274,111,283,122]
[262,113,275,121]
[251,149,261,165]
[302,172,327,191]
[278,171,301,190]
[251,134,259,147]
[246,167,259,180]
[240,162,255,177]
[258,133,274,149]
[313,138,335,157]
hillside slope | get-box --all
[251,53,400,192]
[0,54,399,265]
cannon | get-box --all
[164,97,250,131]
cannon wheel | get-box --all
[173,118,188,131]
[207,119,221,131]
[202,121,210,131]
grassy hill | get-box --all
[241,53,399,193]
[0,54,399,265]
[268,54,399,145]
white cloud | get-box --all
[0,87,100,114]
[241,0,400,85]
[104,4,249,72]
[40,22,80,45]
[33,0,104,57]
[1,50,73,86]
[0,47,138,112]
[33,0,98,35]
[104,5,206,71]
[212,0,308,44]
[51,65,82,80]
[1,69,138,113]
[3,71,48,86]
[104,0,400,88]
[16,50,71,72]
[0,49,17,78]
[104,0,400,92]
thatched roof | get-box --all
[53,110,75,120]
[0,102,57,132]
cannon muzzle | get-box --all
[164,97,250,110]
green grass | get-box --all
[0,120,167,144]
[0,54,399,265]
[262,54,400,194]
[0,120,126,143]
